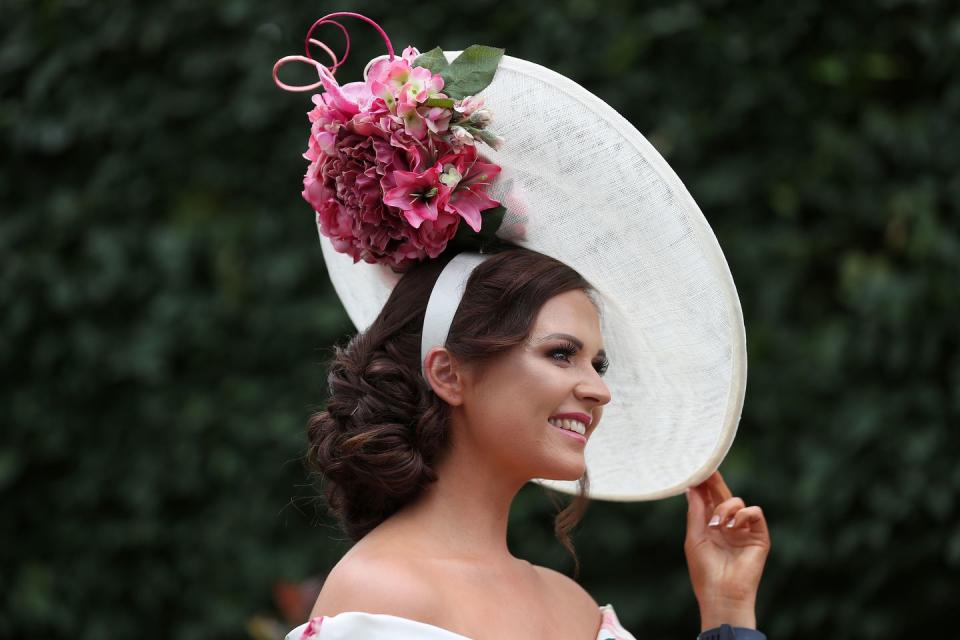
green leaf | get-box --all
[413,47,450,75]
[446,205,509,255]
[471,127,503,150]
[476,204,506,244]
[423,97,456,109]
[441,45,505,99]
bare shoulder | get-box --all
[310,552,443,621]
[532,564,601,617]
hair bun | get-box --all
[307,329,449,540]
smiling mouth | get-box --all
[547,418,587,437]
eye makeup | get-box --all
[545,336,610,376]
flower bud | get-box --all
[453,95,485,116]
[451,125,476,145]
[469,108,493,128]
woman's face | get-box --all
[457,289,612,483]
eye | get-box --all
[548,342,578,364]
[548,340,609,377]
[594,358,610,376]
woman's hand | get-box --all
[684,470,771,630]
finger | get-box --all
[707,496,746,528]
[704,470,734,505]
[725,505,769,535]
[692,474,719,513]
[685,485,708,538]
[724,505,762,530]
[694,473,722,512]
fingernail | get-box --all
[726,518,736,528]
[708,515,721,527]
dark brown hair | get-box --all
[307,246,595,577]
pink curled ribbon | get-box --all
[272,12,396,93]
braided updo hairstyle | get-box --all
[307,246,596,576]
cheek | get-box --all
[507,360,571,415]
[471,355,571,426]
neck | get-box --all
[374,412,527,565]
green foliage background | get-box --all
[3,0,957,638]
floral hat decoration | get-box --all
[273,12,509,272]
[274,12,749,502]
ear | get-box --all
[423,347,467,406]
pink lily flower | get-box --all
[315,65,362,116]
[436,147,501,232]
[382,165,445,228]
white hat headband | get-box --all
[419,252,489,375]
[276,12,748,502]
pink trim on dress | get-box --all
[596,604,636,640]
[300,616,324,639]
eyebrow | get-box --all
[538,333,607,359]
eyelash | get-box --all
[549,340,609,376]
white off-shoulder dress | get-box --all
[286,603,636,639]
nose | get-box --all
[574,367,612,407]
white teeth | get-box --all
[548,418,586,436]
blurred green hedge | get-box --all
[2,1,957,638]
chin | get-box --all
[535,460,587,482]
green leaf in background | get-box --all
[439,45,505,99]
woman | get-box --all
[274,12,771,640]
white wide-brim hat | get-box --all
[318,51,747,502]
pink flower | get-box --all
[400,66,444,105]
[314,65,363,116]
[382,165,445,228]
[397,100,428,140]
[365,55,447,141]
[367,56,414,95]
[400,46,421,64]
[385,125,428,172]
[369,56,443,99]
[302,113,465,271]
[305,94,349,159]
[436,146,502,232]
[449,125,475,150]
[424,106,452,134]
[454,95,485,116]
